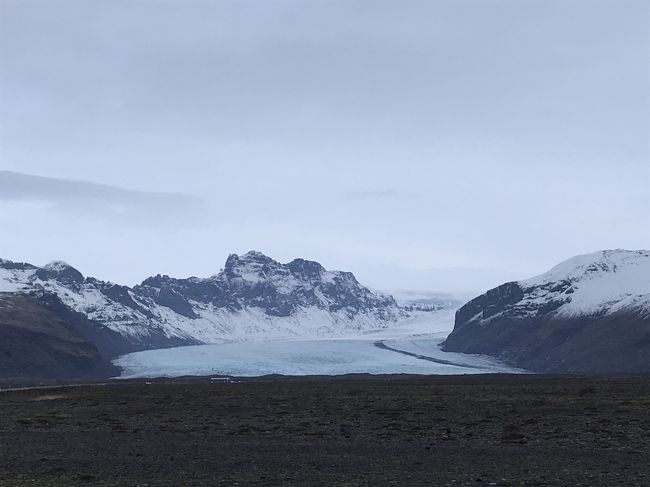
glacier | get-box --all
[115,310,521,378]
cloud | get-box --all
[0,1,647,285]
[0,171,209,228]
[353,263,525,294]
[341,190,413,201]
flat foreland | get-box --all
[1,375,649,486]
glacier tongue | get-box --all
[114,309,520,378]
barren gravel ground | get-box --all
[1,375,649,486]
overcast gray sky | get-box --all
[1,0,648,291]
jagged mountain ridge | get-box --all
[442,249,650,373]
[0,251,403,354]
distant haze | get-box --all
[0,0,648,292]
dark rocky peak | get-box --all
[285,258,325,279]
[140,274,177,288]
[241,250,276,261]
[222,254,241,276]
[222,251,282,279]
[227,251,278,266]
[34,261,84,284]
[331,271,362,289]
[136,274,208,318]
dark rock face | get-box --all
[454,282,525,325]
[95,281,154,318]
[0,294,119,380]
[34,261,85,287]
[285,258,326,279]
[444,307,650,374]
[0,259,37,271]
[138,275,233,309]
[154,288,197,318]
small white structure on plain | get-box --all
[210,377,233,383]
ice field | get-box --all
[115,310,520,378]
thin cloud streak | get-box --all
[0,171,210,228]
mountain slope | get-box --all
[0,294,118,380]
[0,252,403,360]
[442,250,650,373]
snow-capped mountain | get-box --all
[0,252,403,357]
[442,249,650,373]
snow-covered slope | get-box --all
[443,249,650,373]
[0,252,404,354]
[518,249,650,318]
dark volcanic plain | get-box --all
[1,375,649,486]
